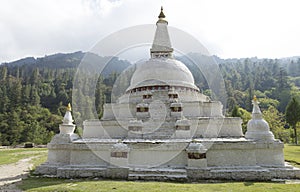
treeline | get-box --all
[0,52,129,145]
[219,58,300,112]
[0,67,65,145]
[220,57,300,143]
[1,52,300,145]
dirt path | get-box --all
[0,157,34,192]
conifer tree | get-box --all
[285,97,300,144]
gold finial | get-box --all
[253,95,257,102]
[66,103,72,111]
[158,6,166,18]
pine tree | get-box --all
[0,67,7,80]
[95,76,106,118]
[7,111,23,145]
[30,85,41,106]
[285,97,300,144]
[9,79,22,110]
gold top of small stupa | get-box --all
[253,95,257,102]
[66,103,72,111]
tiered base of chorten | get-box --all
[35,137,300,181]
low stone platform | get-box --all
[187,164,300,181]
[36,163,300,181]
[128,168,188,181]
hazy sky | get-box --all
[1,0,300,63]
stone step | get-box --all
[142,132,175,137]
[127,135,174,139]
[57,166,107,178]
[143,131,175,135]
[129,168,187,175]
[142,128,175,132]
[128,173,188,181]
[142,131,175,134]
[210,168,269,173]
[143,129,175,133]
[209,166,268,171]
[142,135,173,139]
[142,131,174,134]
[128,168,187,181]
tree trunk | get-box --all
[294,125,298,145]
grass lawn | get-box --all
[0,145,299,192]
[18,178,300,192]
[284,144,300,168]
[0,148,47,166]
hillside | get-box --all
[1,51,131,77]
[0,52,300,145]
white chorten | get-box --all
[36,7,300,181]
[59,103,76,135]
[62,103,74,125]
[245,96,275,141]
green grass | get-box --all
[18,178,300,192]
[284,144,300,167]
[0,148,47,165]
[30,150,48,168]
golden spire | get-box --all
[253,95,257,102]
[158,6,166,19]
[66,103,72,111]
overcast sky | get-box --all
[1,0,300,63]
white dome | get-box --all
[127,58,199,91]
[245,119,275,141]
[247,119,270,132]
[245,98,275,141]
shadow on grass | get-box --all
[0,174,28,183]
[18,177,78,191]
[286,144,300,146]
[19,177,141,191]
[243,182,254,186]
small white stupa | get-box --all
[60,103,76,134]
[245,96,275,141]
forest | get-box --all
[0,51,300,145]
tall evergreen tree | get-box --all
[285,97,300,144]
